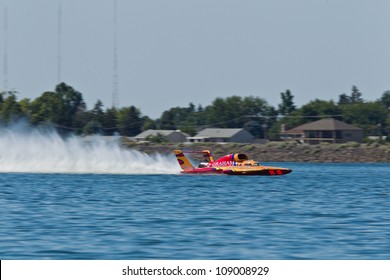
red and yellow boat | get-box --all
[174,150,292,176]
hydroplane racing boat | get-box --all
[174,150,292,175]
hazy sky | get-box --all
[1,0,389,118]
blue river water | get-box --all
[1,163,389,260]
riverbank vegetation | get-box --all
[122,141,390,163]
[1,83,389,142]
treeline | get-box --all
[1,83,389,141]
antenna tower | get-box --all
[112,0,119,108]
[57,0,62,83]
[3,7,8,92]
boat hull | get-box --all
[222,168,292,176]
[180,167,292,176]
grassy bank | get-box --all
[121,140,390,163]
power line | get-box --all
[245,114,344,119]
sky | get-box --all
[1,0,390,119]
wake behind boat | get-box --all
[174,149,292,175]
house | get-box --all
[133,129,189,143]
[81,135,122,144]
[188,128,254,143]
[282,118,364,144]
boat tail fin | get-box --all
[174,150,194,170]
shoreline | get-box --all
[121,140,390,163]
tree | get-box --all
[102,107,118,135]
[18,98,32,119]
[117,106,142,136]
[350,85,363,103]
[244,120,262,138]
[72,100,88,134]
[203,95,273,129]
[276,99,342,134]
[203,97,229,127]
[158,103,198,130]
[338,93,351,105]
[55,82,84,127]
[302,99,340,117]
[188,102,195,113]
[29,83,84,130]
[29,91,63,124]
[83,120,103,135]
[278,90,296,116]
[339,86,363,105]
[300,99,341,122]
[0,91,23,122]
[379,90,390,110]
[92,100,104,117]
[159,109,177,130]
[141,116,157,131]
[88,99,105,127]
[341,101,388,136]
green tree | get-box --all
[79,99,105,134]
[278,90,296,116]
[18,98,32,118]
[141,116,157,131]
[102,107,118,135]
[83,120,103,135]
[29,82,84,130]
[72,100,89,134]
[158,103,198,131]
[300,99,341,121]
[91,100,105,122]
[350,85,363,103]
[201,95,276,138]
[117,106,142,136]
[203,95,273,129]
[30,91,63,124]
[203,97,228,127]
[275,99,341,135]
[244,120,262,138]
[0,91,22,122]
[379,90,390,110]
[341,101,388,136]
[55,82,84,127]
[338,93,351,105]
[159,109,177,130]
[338,86,363,105]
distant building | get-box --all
[81,135,121,144]
[133,129,189,143]
[188,128,254,143]
[282,118,364,144]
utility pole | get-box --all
[112,0,119,108]
[57,0,62,83]
[3,7,8,92]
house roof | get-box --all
[135,129,188,138]
[81,135,121,143]
[285,118,363,133]
[194,128,246,138]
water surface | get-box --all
[1,163,389,259]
